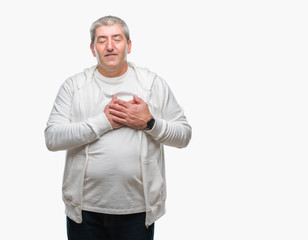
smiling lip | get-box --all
[105,54,117,57]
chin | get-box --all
[103,61,119,67]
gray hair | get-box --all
[90,16,130,44]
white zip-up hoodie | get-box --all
[45,62,192,227]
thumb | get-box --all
[111,95,118,104]
[133,95,143,104]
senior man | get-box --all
[45,15,191,240]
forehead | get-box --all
[95,23,125,38]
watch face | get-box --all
[147,118,155,130]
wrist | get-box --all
[145,116,155,131]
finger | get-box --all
[109,103,127,113]
[127,98,136,104]
[109,109,127,118]
[133,95,143,104]
[108,95,117,104]
[112,115,127,125]
[113,98,129,108]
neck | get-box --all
[97,62,128,78]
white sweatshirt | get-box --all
[82,67,145,215]
[45,62,192,226]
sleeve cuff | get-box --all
[87,112,113,138]
[144,117,166,139]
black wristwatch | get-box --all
[145,117,155,130]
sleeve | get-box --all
[44,78,112,151]
[145,77,192,148]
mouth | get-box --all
[105,53,118,57]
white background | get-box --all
[0,0,307,239]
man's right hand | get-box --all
[104,96,124,130]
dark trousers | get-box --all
[67,211,154,240]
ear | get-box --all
[90,44,96,57]
[127,40,132,54]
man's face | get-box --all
[90,23,131,76]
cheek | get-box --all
[95,48,100,56]
[94,45,105,53]
[122,44,130,55]
[117,44,128,52]
[95,49,106,60]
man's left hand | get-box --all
[109,95,152,130]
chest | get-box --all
[70,80,149,122]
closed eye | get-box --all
[113,34,123,42]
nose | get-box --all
[107,40,114,51]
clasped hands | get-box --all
[104,95,152,130]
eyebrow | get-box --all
[97,34,123,40]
